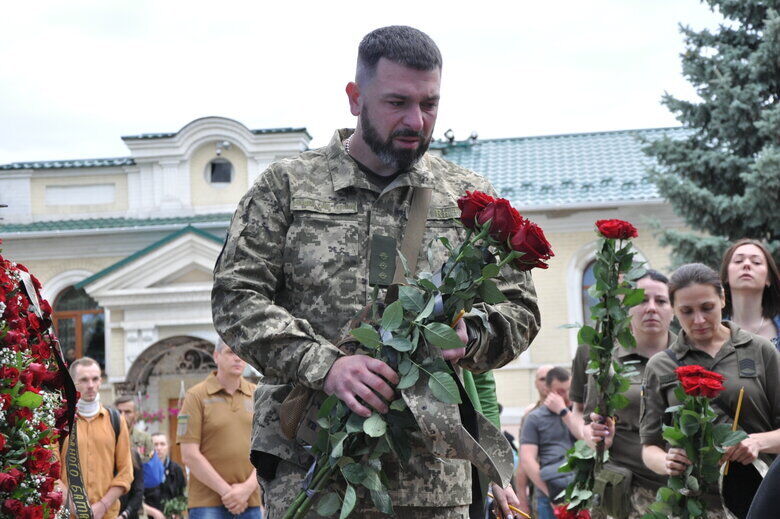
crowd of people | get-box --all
[55,339,260,519]
[505,239,780,519]
[43,23,780,519]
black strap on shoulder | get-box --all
[65,421,94,519]
[664,349,683,366]
[108,407,120,444]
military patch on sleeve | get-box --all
[177,414,189,438]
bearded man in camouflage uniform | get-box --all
[212,25,540,518]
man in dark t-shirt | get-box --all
[520,367,576,519]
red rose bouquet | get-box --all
[559,219,646,513]
[643,366,746,519]
[459,191,554,270]
[554,504,591,519]
[0,241,69,518]
[283,192,551,519]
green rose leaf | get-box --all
[622,288,645,307]
[16,391,43,409]
[330,432,348,458]
[339,485,356,519]
[345,413,365,434]
[686,474,699,492]
[316,492,341,516]
[350,324,381,349]
[680,411,700,437]
[481,263,500,279]
[317,394,339,419]
[363,413,387,437]
[399,286,426,313]
[341,463,365,484]
[414,297,436,323]
[396,363,419,389]
[478,279,507,304]
[578,325,598,346]
[428,371,462,404]
[423,322,464,350]
[390,398,407,412]
[370,490,393,515]
[362,467,383,491]
[626,266,647,281]
[609,392,629,410]
[662,425,685,446]
[381,301,404,332]
[417,278,438,293]
[712,425,749,447]
[686,498,704,517]
[398,355,412,375]
[617,327,637,349]
[385,336,414,353]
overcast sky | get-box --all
[0,0,723,164]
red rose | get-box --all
[476,198,524,242]
[19,505,43,519]
[48,461,61,479]
[2,499,23,515]
[27,313,41,332]
[0,469,22,492]
[457,190,496,229]
[26,363,48,387]
[678,366,726,398]
[595,219,638,240]
[44,491,63,510]
[10,406,33,425]
[0,366,20,386]
[0,432,5,451]
[0,393,10,410]
[698,377,725,398]
[509,221,554,271]
[675,365,706,378]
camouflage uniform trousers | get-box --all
[260,460,469,519]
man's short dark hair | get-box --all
[114,395,134,407]
[545,367,570,386]
[356,25,442,85]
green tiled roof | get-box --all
[122,126,309,140]
[0,157,135,170]
[75,225,223,288]
[0,213,231,234]
[433,126,686,208]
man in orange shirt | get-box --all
[59,357,133,519]
[177,339,261,519]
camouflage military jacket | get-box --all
[212,129,540,507]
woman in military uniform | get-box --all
[582,270,675,519]
[639,263,780,519]
[720,239,780,349]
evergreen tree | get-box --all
[644,0,780,267]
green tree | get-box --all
[644,1,780,267]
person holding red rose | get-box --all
[640,263,780,519]
[575,270,676,519]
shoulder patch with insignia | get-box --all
[177,414,189,438]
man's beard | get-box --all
[360,107,431,171]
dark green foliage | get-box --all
[643,1,780,266]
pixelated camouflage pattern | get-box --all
[212,129,540,507]
[260,460,469,519]
[402,341,515,488]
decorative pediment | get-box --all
[78,226,223,305]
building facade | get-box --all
[0,116,685,435]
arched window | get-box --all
[52,286,105,368]
[581,260,598,328]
